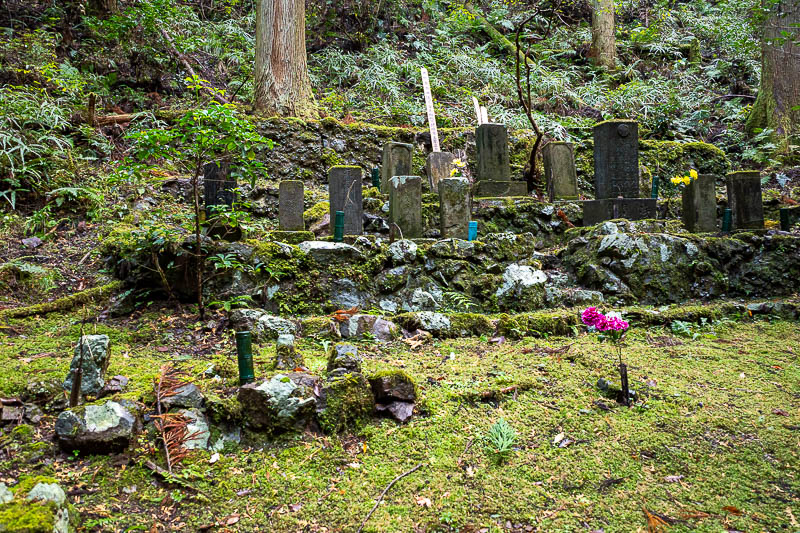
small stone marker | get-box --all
[475,123,526,197]
[726,171,764,229]
[781,205,800,230]
[276,334,303,370]
[582,198,657,226]
[389,176,423,239]
[543,142,579,201]
[278,180,305,231]
[593,120,640,199]
[203,160,236,212]
[439,177,471,239]
[329,166,363,236]
[381,142,414,191]
[425,152,455,192]
[681,174,717,232]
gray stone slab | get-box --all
[543,142,579,200]
[439,177,471,239]
[476,123,511,181]
[593,120,639,199]
[582,198,657,226]
[474,180,527,198]
[279,180,305,231]
[203,160,236,210]
[726,171,764,230]
[381,142,413,191]
[329,166,363,235]
[388,175,422,239]
[682,174,717,232]
[425,152,455,192]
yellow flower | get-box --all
[670,176,681,185]
[689,169,698,180]
[683,176,691,185]
[450,168,459,177]
[453,158,466,169]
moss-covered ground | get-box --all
[0,306,797,532]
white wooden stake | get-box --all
[420,68,440,153]
[480,106,489,124]
[472,96,482,126]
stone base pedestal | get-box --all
[474,181,527,198]
[582,198,657,226]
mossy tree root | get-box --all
[0,281,123,321]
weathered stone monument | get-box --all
[582,198,657,226]
[682,174,717,232]
[439,177,470,239]
[329,166,363,236]
[474,123,527,197]
[726,171,764,230]
[381,143,413,191]
[593,120,639,199]
[425,152,455,192]
[543,142,579,201]
[278,180,305,231]
[203,160,236,211]
[389,176,422,238]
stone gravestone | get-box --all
[682,174,717,232]
[439,177,470,239]
[593,120,639,199]
[381,143,413,192]
[329,166,364,236]
[726,171,764,230]
[425,152,455,192]
[474,123,527,197]
[203,160,236,212]
[582,198,657,226]
[389,176,422,239]
[278,180,305,231]
[543,142,579,201]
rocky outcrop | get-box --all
[237,374,318,434]
[0,477,77,533]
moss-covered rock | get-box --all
[317,373,375,434]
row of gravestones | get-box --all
[213,119,767,237]
[278,167,471,239]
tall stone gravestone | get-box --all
[726,171,764,229]
[389,176,422,239]
[682,174,717,232]
[329,166,363,235]
[593,120,639,199]
[543,142,579,201]
[203,160,236,213]
[439,177,470,239]
[425,152,455,192]
[381,143,413,192]
[474,123,527,197]
[279,180,305,231]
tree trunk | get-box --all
[88,0,118,18]
[745,0,800,139]
[254,0,318,119]
[590,0,616,70]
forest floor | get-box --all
[1,304,798,532]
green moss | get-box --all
[321,149,345,169]
[496,310,579,338]
[0,281,123,321]
[303,202,329,227]
[448,313,495,336]
[0,501,58,532]
[318,373,375,434]
[265,231,314,245]
[10,424,34,443]
[301,316,335,337]
[12,476,60,496]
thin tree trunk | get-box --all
[590,0,616,70]
[88,0,118,17]
[746,0,800,139]
[192,163,205,320]
[254,0,318,119]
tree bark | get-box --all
[254,0,318,119]
[590,0,616,70]
[746,0,800,138]
[88,0,118,18]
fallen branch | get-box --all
[464,3,533,67]
[0,281,122,321]
[158,28,229,105]
[356,462,425,533]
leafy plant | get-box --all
[485,418,517,464]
